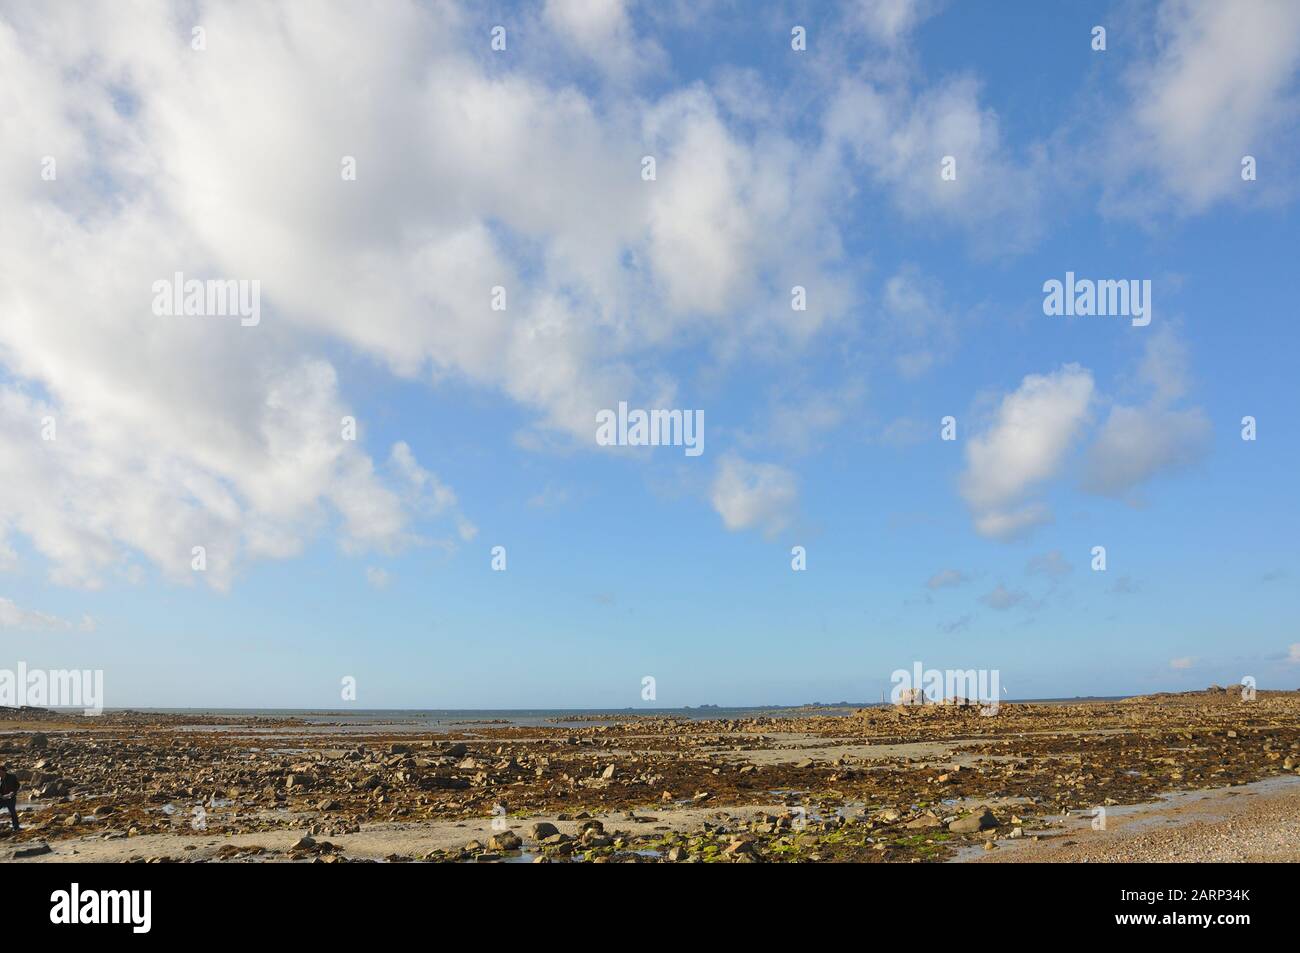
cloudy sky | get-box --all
[1,0,1298,708]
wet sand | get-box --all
[968,775,1300,863]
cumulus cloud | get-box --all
[824,74,1043,248]
[960,365,1094,540]
[542,0,666,81]
[0,0,868,589]
[1083,406,1211,498]
[710,455,798,537]
[1083,328,1211,499]
[1106,0,1300,214]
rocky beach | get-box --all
[3,687,1298,864]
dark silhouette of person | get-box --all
[0,764,19,831]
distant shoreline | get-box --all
[83,696,1132,715]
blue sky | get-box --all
[1,0,1298,708]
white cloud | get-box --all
[1287,643,1300,664]
[972,504,1052,541]
[848,0,942,46]
[1169,656,1196,671]
[0,596,93,632]
[1138,324,1193,404]
[1082,405,1211,498]
[824,74,1043,248]
[710,455,798,537]
[960,365,1094,540]
[1083,329,1211,499]
[1107,0,1300,214]
[542,0,666,81]
[364,566,390,589]
[0,0,863,589]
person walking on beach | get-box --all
[0,764,20,832]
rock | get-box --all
[12,842,52,858]
[28,733,49,750]
[895,688,926,706]
[489,831,522,851]
[600,764,616,780]
[904,812,942,830]
[948,808,997,833]
[443,743,468,758]
[291,835,317,851]
[530,822,559,840]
